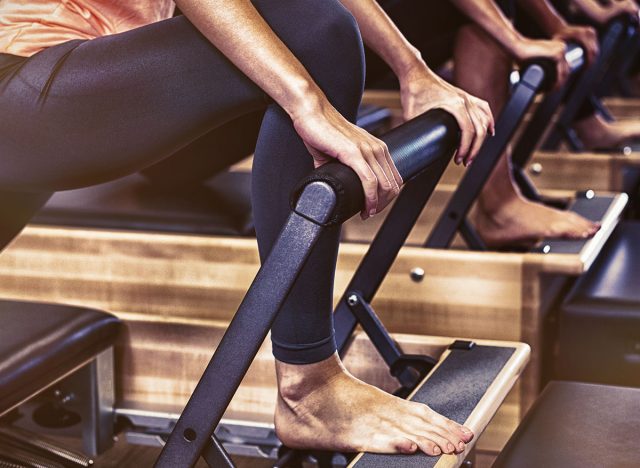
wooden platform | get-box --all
[362,90,640,195]
[0,208,619,460]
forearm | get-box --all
[175,0,325,118]
[571,0,608,20]
[450,0,525,56]
[338,0,432,80]
[516,0,568,36]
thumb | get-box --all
[303,142,332,168]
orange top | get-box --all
[0,0,175,57]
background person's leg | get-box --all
[454,24,599,247]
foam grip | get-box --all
[291,109,460,226]
[608,11,639,28]
[521,42,584,92]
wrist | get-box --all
[281,78,326,120]
[390,45,430,83]
[511,35,535,61]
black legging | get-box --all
[0,0,365,365]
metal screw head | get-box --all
[529,163,543,176]
[410,267,425,283]
[623,146,632,156]
[347,294,359,306]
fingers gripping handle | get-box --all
[291,109,460,226]
[522,43,585,91]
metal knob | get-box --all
[529,162,543,176]
[347,294,359,306]
[410,267,425,283]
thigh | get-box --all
[0,14,267,192]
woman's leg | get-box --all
[0,16,269,193]
[453,24,599,247]
[249,1,472,456]
[141,111,263,187]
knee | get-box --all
[299,3,365,119]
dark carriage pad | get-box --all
[32,170,254,236]
[566,220,640,304]
[354,346,516,468]
[556,221,640,386]
[493,381,640,468]
[535,194,618,254]
[0,301,121,415]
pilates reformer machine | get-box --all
[0,110,530,467]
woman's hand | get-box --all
[552,25,599,65]
[398,63,494,167]
[608,0,640,23]
[513,37,571,88]
[290,97,402,220]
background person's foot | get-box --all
[573,113,640,150]
[475,196,600,249]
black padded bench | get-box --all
[0,300,121,463]
[493,381,640,468]
[32,171,254,236]
[556,220,640,387]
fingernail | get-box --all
[369,209,376,218]
[410,443,417,452]
[447,443,455,453]
[433,447,441,455]
[458,441,465,450]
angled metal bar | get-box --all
[542,19,627,150]
[425,64,548,249]
[155,182,337,467]
[333,155,451,354]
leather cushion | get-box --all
[0,301,121,415]
[494,381,640,467]
[32,171,254,236]
[564,220,640,309]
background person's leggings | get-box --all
[0,0,365,365]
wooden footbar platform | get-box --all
[350,342,529,468]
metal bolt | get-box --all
[410,267,425,283]
[585,189,595,200]
[347,294,359,306]
[529,163,543,176]
[623,146,632,156]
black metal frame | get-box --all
[155,110,460,467]
[423,45,585,251]
[539,17,632,152]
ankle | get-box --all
[276,353,345,403]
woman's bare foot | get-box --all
[573,113,640,150]
[476,196,601,249]
[274,354,473,457]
